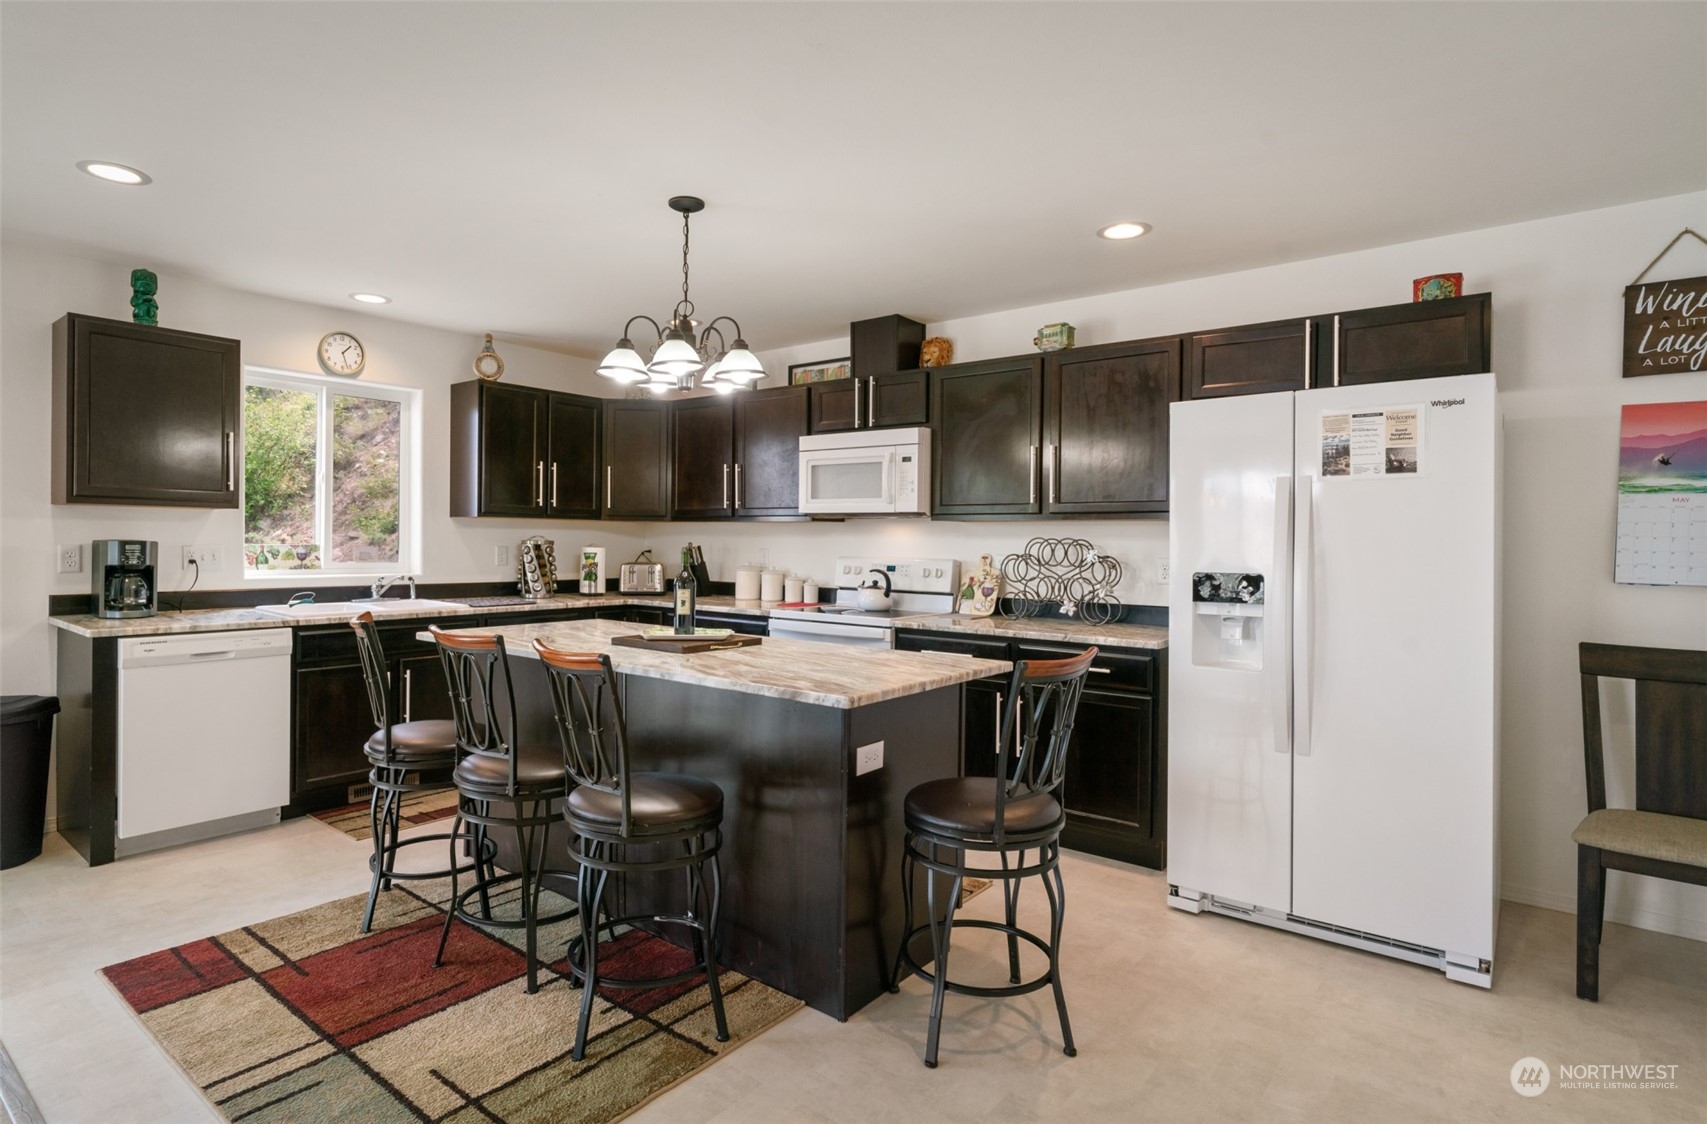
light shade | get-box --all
[596,342,650,383]
[716,345,765,384]
[647,335,705,379]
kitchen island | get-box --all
[423,617,1012,1020]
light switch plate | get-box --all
[855,740,884,776]
[182,545,223,571]
[494,545,510,567]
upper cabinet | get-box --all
[603,400,669,519]
[1186,319,1312,399]
[671,397,735,519]
[1320,293,1491,387]
[671,386,809,519]
[931,356,1045,516]
[808,369,929,433]
[449,381,602,518]
[1044,338,1179,515]
[52,313,241,507]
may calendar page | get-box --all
[1615,400,1707,586]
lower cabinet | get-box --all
[593,604,672,626]
[695,610,767,636]
[894,629,1166,869]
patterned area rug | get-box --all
[100,879,801,1123]
[311,789,460,842]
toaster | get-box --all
[619,552,665,593]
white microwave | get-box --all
[797,427,931,515]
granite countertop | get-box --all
[48,592,1166,650]
[425,618,1014,710]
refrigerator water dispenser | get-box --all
[1191,572,1265,670]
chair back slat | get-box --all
[348,612,391,737]
[431,626,521,791]
[993,647,1097,844]
[534,642,632,836]
[1579,642,1707,822]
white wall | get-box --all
[6,193,1705,944]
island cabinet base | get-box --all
[495,671,960,1021]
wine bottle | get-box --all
[674,548,697,634]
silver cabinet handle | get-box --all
[403,668,413,722]
[1029,445,1040,505]
[606,465,613,508]
[550,462,559,507]
[535,461,545,506]
[225,432,235,491]
[1303,319,1314,390]
[1047,443,1059,504]
[722,463,731,509]
[1088,666,1111,675]
[868,376,877,427]
[734,463,743,509]
[1332,314,1341,387]
[995,691,1004,761]
[853,378,862,429]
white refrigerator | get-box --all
[1166,372,1499,987]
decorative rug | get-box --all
[100,878,802,1123]
[959,877,991,905]
[311,789,460,842]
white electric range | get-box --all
[766,556,962,649]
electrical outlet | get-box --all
[855,740,884,776]
[757,546,769,567]
[182,545,223,571]
[56,544,82,574]
[1156,557,1170,584]
[494,545,510,567]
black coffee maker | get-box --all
[92,540,157,618]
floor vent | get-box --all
[1285,914,1441,959]
[347,783,374,803]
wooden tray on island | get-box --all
[612,633,763,654]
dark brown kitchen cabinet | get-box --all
[734,386,808,516]
[931,356,1045,516]
[850,313,925,376]
[52,313,241,507]
[450,381,602,518]
[1317,292,1491,387]
[671,397,735,518]
[1187,318,1313,399]
[1044,338,1179,515]
[602,400,670,519]
[809,370,929,433]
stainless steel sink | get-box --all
[254,598,464,619]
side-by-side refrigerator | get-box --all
[1167,371,1499,987]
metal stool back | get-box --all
[348,612,469,933]
[428,626,574,993]
[891,646,1098,1067]
[533,641,729,1061]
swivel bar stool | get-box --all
[430,626,575,993]
[349,612,477,933]
[890,647,1098,1068]
[533,641,729,1062]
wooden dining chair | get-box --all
[1573,642,1707,1001]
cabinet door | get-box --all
[54,314,241,507]
[394,653,452,724]
[869,370,929,428]
[962,679,1006,779]
[546,393,601,518]
[479,384,547,515]
[1045,338,1179,515]
[1320,293,1491,387]
[672,398,734,519]
[808,380,860,433]
[931,356,1043,516]
[293,662,376,797]
[735,386,808,517]
[1187,319,1312,399]
[1061,690,1153,833]
[602,401,670,519]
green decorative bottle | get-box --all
[674,548,697,634]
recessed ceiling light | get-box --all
[76,160,152,186]
[1098,221,1150,241]
[349,293,391,305]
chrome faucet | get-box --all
[369,575,416,600]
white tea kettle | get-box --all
[856,569,893,611]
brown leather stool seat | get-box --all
[364,719,458,764]
[904,777,1063,841]
[568,773,723,836]
[453,744,569,795]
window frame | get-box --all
[240,365,422,581]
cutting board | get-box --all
[611,633,763,654]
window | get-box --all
[242,367,418,575]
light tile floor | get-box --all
[2,820,1703,1122]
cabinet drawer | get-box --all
[295,626,357,663]
[895,629,1011,665]
[1014,642,1153,692]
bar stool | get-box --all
[889,647,1098,1068]
[349,612,477,933]
[532,641,729,1062]
[430,626,576,993]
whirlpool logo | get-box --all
[1430,397,1466,409]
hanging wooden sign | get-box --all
[1624,274,1707,377]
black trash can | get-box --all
[2,695,60,869]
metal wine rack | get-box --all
[999,537,1124,624]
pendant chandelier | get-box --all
[596,196,764,395]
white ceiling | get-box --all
[4,2,1703,356]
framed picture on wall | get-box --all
[788,358,852,385]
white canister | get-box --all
[784,576,805,603]
[760,568,786,604]
[735,565,764,601]
[578,545,606,595]
[803,579,820,604]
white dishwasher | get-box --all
[117,630,292,849]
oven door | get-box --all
[767,617,895,649]
[798,448,896,515]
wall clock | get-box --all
[473,333,505,380]
[318,331,365,376]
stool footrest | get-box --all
[895,918,1057,998]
